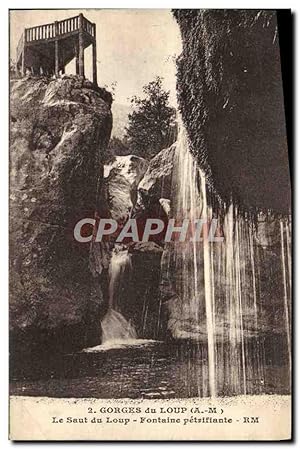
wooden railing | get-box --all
[25,21,56,42]
[57,16,79,37]
[82,16,95,37]
[16,14,95,65]
[17,14,95,50]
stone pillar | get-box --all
[54,21,59,77]
[92,24,97,85]
[78,13,85,77]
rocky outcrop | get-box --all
[104,146,176,339]
[121,145,178,338]
[174,10,291,214]
[104,155,148,222]
[10,75,112,356]
[134,143,175,215]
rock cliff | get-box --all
[174,10,291,214]
[10,75,112,357]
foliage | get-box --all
[125,77,176,159]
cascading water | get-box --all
[162,126,292,397]
[101,247,137,343]
[94,123,291,398]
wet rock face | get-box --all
[127,242,165,339]
[10,76,112,355]
[174,10,291,213]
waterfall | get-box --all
[162,126,292,397]
[101,247,137,343]
[280,221,292,372]
[200,169,216,397]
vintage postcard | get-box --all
[9,8,292,441]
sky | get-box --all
[10,9,182,107]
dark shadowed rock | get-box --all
[127,242,165,338]
[174,10,291,214]
[10,76,112,356]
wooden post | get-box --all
[60,47,65,74]
[92,24,97,85]
[55,40,59,76]
[54,21,59,77]
[75,41,79,75]
[78,13,84,77]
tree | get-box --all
[125,77,177,159]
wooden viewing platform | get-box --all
[16,13,97,84]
